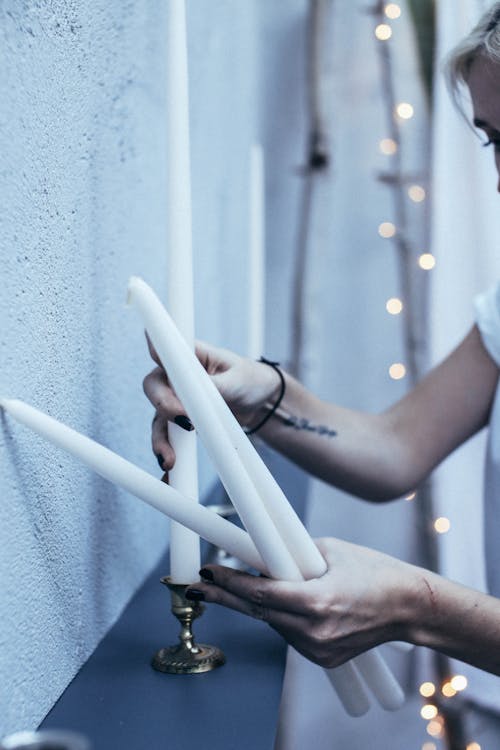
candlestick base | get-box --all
[151,576,225,675]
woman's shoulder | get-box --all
[475,282,500,366]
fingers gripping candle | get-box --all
[165,0,200,584]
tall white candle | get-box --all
[165,0,200,583]
[0,398,263,572]
[128,278,302,583]
[127,278,404,714]
[132,278,327,579]
[248,144,265,359]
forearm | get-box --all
[256,371,417,501]
[251,327,498,501]
[406,569,500,675]
[146,327,497,494]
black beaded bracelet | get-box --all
[245,357,286,436]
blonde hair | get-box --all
[445,2,500,106]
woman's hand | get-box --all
[185,538,424,668]
[142,339,281,471]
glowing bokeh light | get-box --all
[380,138,398,155]
[389,363,406,380]
[379,221,396,238]
[421,704,438,720]
[385,3,402,19]
[408,185,426,202]
[434,517,451,534]
[427,719,444,739]
[375,23,392,40]
[441,681,457,698]
[396,102,414,119]
[451,675,468,692]
[419,253,436,270]
[386,297,403,315]
[419,682,436,698]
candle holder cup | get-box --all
[152,576,225,674]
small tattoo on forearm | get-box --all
[279,413,337,437]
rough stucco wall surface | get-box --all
[0,1,173,734]
[0,0,308,734]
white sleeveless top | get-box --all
[475,283,500,597]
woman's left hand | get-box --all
[186,537,424,668]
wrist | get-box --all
[245,358,286,435]
[400,567,445,647]
[375,562,434,645]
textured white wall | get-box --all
[0,0,309,734]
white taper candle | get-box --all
[353,651,405,711]
[248,144,266,360]
[165,0,200,583]
[0,398,263,572]
[128,277,302,583]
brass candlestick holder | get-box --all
[151,576,225,674]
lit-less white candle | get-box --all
[128,277,302,583]
[127,278,405,715]
[0,398,263,572]
[248,144,265,360]
[165,0,200,583]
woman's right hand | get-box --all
[142,339,282,471]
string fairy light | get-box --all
[434,517,451,534]
[450,674,468,692]
[380,137,398,155]
[379,221,396,238]
[420,682,436,698]
[418,253,436,270]
[441,681,457,698]
[395,101,414,119]
[408,184,426,202]
[384,3,401,19]
[386,297,403,314]
[427,718,445,739]
[368,3,472,744]
[421,704,439,720]
[375,23,393,40]
[389,362,406,380]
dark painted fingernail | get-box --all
[174,415,194,431]
[185,588,205,601]
[199,568,214,582]
[156,453,165,470]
